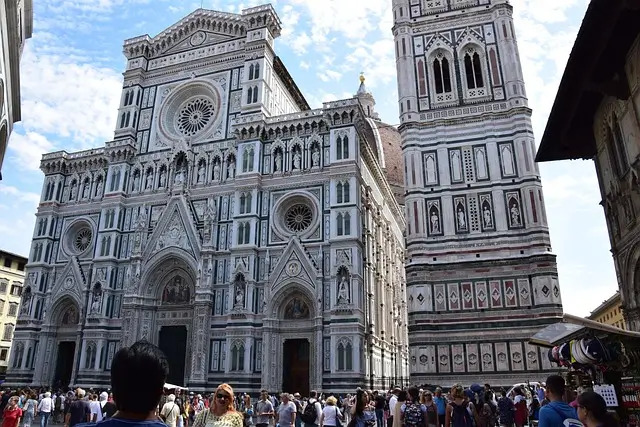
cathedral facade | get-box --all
[7,5,408,393]
[392,0,564,386]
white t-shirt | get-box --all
[322,406,341,427]
[389,396,398,415]
[89,400,103,422]
[38,397,53,413]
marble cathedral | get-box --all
[393,0,564,386]
[6,5,408,393]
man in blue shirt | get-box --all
[538,375,582,427]
[76,340,170,427]
[433,388,446,427]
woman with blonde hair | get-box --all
[444,385,474,427]
[320,396,343,427]
[193,384,243,427]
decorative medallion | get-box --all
[453,354,464,365]
[286,261,301,277]
[469,353,478,365]
[497,352,507,362]
[477,288,487,301]
[436,292,445,305]
[553,285,560,298]
[542,285,550,296]
[463,289,472,302]
[190,31,206,46]
[417,293,425,303]
[419,354,428,364]
[527,351,537,363]
[482,353,492,365]
[285,204,313,233]
[176,97,215,136]
[439,355,449,365]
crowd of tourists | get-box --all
[0,340,620,427]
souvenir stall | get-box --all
[530,314,640,426]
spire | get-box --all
[357,72,369,96]
[354,72,379,120]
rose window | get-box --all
[285,204,313,233]
[73,228,92,252]
[176,98,215,136]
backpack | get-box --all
[300,399,318,424]
[451,402,474,427]
[404,403,424,427]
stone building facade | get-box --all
[0,250,26,378]
[536,1,640,331]
[6,5,409,393]
[392,0,564,386]
[0,0,32,178]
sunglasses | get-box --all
[217,394,231,400]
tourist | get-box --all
[276,393,297,427]
[37,392,52,427]
[512,388,527,427]
[391,391,406,427]
[445,385,473,427]
[160,394,181,427]
[65,389,91,427]
[255,390,274,427]
[320,396,342,427]
[576,391,617,427]
[192,384,242,427]
[423,391,439,427]
[21,392,37,427]
[538,375,579,427]
[2,396,21,427]
[351,390,376,427]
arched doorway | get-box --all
[141,253,196,386]
[263,284,320,395]
[51,300,80,389]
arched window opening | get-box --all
[252,86,258,103]
[337,342,345,370]
[249,64,255,80]
[247,87,253,104]
[342,136,349,159]
[231,343,245,371]
[610,116,629,177]
[337,213,344,236]
[336,182,343,204]
[254,63,260,79]
[344,212,351,235]
[120,113,126,128]
[464,50,484,89]
[433,56,453,94]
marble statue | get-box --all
[159,169,167,187]
[430,211,440,233]
[312,147,320,167]
[197,163,205,183]
[95,179,103,197]
[227,159,236,179]
[82,181,89,199]
[293,151,301,170]
[146,172,153,189]
[457,207,466,229]
[510,204,521,226]
[483,206,493,228]
[91,293,102,315]
[337,275,350,304]
[213,162,221,180]
[274,152,282,172]
[174,168,185,185]
[234,287,245,309]
[133,173,140,191]
[70,182,77,200]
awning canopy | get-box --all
[530,313,640,348]
[164,383,188,391]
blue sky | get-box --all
[0,0,617,316]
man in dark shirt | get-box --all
[75,340,169,427]
[65,389,91,427]
[374,392,386,427]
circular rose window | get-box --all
[176,97,215,136]
[74,228,93,252]
[285,204,313,233]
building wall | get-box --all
[0,251,27,376]
[588,292,626,330]
[591,33,640,331]
[7,5,408,392]
[393,0,563,386]
[0,0,32,176]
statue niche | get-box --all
[233,273,246,310]
[336,266,351,305]
[161,276,191,304]
[284,297,310,320]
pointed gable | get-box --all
[269,237,318,293]
[123,9,247,59]
[143,196,201,261]
[50,257,86,309]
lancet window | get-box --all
[336,135,349,160]
[336,181,350,204]
[230,341,245,371]
[463,48,485,89]
[239,192,252,214]
[336,212,351,236]
[336,338,353,371]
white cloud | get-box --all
[317,70,342,82]
[0,184,41,206]
[288,31,312,55]
[17,44,123,148]
[7,131,55,171]
[299,61,310,70]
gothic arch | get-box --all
[624,244,640,309]
[49,297,81,327]
[268,283,316,320]
[142,250,197,299]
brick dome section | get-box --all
[363,119,405,206]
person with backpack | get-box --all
[400,387,427,427]
[300,391,322,427]
[497,389,515,427]
[445,385,474,427]
[538,376,582,427]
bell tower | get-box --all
[393,0,564,386]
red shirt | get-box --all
[2,407,22,427]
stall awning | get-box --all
[530,313,640,348]
[164,383,188,390]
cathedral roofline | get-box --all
[273,56,310,111]
[122,4,282,60]
[536,0,640,162]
